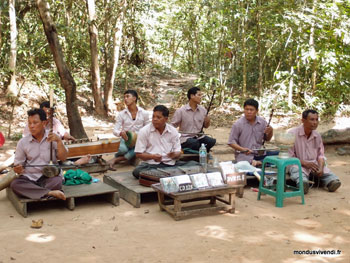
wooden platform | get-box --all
[152,183,243,220]
[6,182,119,217]
[103,172,156,208]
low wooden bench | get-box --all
[6,182,119,217]
[103,172,156,208]
[151,184,244,220]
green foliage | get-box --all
[0,0,349,117]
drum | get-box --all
[125,131,137,148]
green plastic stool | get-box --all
[257,156,305,207]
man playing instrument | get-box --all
[23,101,75,141]
[132,105,182,179]
[10,108,67,200]
[288,109,341,194]
[108,90,150,170]
[171,87,216,152]
[228,99,273,166]
[24,101,91,165]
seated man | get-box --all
[108,90,150,170]
[228,99,273,166]
[288,109,341,194]
[132,105,182,179]
[24,101,75,141]
[10,108,68,200]
[24,101,90,165]
[171,87,216,152]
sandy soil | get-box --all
[0,121,349,263]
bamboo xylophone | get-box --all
[65,138,120,158]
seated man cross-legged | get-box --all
[108,90,150,170]
[11,108,68,200]
[24,101,91,165]
[133,105,187,179]
[228,98,274,166]
[171,87,216,153]
[288,109,341,194]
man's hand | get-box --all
[152,154,162,162]
[120,131,128,141]
[63,133,75,142]
[14,165,24,175]
[167,151,181,160]
[302,161,319,173]
[264,125,273,137]
[241,148,253,155]
[203,116,210,128]
[47,132,62,143]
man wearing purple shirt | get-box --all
[171,87,216,152]
[288,109,341,194]
[228,99,273,166]
[11,108,68,200]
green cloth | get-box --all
[182,148,199,154]
[63,169,92,186]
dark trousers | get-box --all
[132,160,198,179]
[181,136,216,152]
[10,175,63,200]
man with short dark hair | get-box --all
[171,87,216,152]
[288,109,341,194]
[228,98,273,166]
[23,101,75,141]
[23,101,93,165]
[11,108,68,200]
[108,90,150,170]
[132,105,182,178]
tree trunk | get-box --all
[256,0,263,97]
[310,0,317,92]
[104,0,127,113]
[0,3,3,50]
[241,1,248,95]
[86,0,105,116]
[7,0,18,97]
[36,0,87,139]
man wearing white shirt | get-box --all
[108,90,150,169]
[132,105,183,179]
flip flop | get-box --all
[0,132,5,147]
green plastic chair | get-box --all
[257,156,305,207]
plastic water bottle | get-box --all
[199,143,207,172]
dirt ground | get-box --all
[0,118,349,263]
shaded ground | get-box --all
[0,126,349,263]
[0,71,350,262]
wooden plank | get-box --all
[62,182,118,198]
[66,140,120,158]
[6,188,27,218]
[6,182,119,217]
[152,183,240,220]
[103,172,156,208]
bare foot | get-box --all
[47,190,66,200]
[74,154,92,165]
